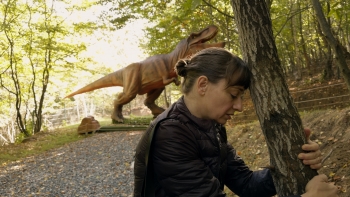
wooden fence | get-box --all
[233,82,350,125]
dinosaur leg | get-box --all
[112,63,141,123]
[144,88,165,118]
[112,92,137,123]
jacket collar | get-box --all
[173,96,217,132]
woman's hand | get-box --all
[298,128,322,170]
[301,174,339,197]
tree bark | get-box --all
[163,87,170,108]
[230,1,318,196]
[319,2,334,80]
[298,3,312,77]
[291,0,303,80]
[311,0,350,91]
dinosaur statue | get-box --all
[65,25,225,123]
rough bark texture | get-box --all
[230,1,318,196]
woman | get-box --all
[134,48,338,197]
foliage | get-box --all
[101,0,350,79]
[0,0,104,138]
[101,0,238,55]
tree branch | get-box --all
[202,0,234,19]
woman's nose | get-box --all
[233,98,243,112]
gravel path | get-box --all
[0,131,143,197]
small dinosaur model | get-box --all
[65,25,225,122]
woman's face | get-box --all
[203,79,245,124]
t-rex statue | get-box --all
[65,25,225,123]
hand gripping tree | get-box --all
[231,1,318,196]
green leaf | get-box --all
[183,0,201,10]
[191,0,201,10]
[183,0,192,10]
[328,9,340,20]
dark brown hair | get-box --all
[175,47,251,94]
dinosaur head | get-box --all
[185,25,226,56]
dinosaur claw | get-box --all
[111,112,124,124]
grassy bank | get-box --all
[0,116,153,166]
[0,124,88,166]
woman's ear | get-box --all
[197,76,208,95]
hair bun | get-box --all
[175,59,190,77]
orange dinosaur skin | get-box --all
[65,25,225,122]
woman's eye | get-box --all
[231,94,244,100]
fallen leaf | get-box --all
[333,176,341,181]
[341,187,347,193]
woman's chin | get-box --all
[217,118,228,125]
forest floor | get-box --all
[224,106,350,196]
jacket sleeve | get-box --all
[151,120,223,197]
[224,144,304,197]
[224,143,276,197]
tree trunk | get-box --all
[291,1,303,81]
[322,45,334,81]
[311,0,350,91]
[163,87,170,108]
[230,1,318,196]
[318,2,334,81]
[299,11,312,77]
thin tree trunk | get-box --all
[311,0,350,91]
[299,13,312,76]
[82,95,88,117]
[291,1,303,80]
[76,100,80,122]
[231,1,317,196]
[163,87,170,108]
[319,2,334,80]
[323,45,334,80]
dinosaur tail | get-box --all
[65,70,123,98]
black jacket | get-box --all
[134,96,300,197]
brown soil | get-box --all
[225,107,350,196]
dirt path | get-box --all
[0,131,143,197]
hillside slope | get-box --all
[225,107,350,196]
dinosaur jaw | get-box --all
[188,25,219,44]
[187,25,225,56]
